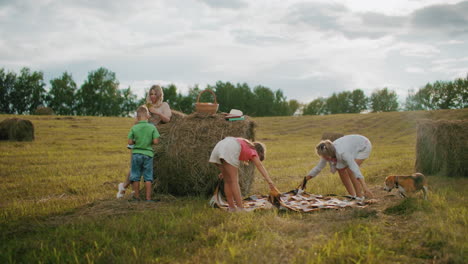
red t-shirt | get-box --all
[236,138,258,161]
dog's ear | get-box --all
[385,176,395,184]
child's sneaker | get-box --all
[116,183,126,199]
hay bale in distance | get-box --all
[0,118,35,141]
[321,132,344,142]
[415,119,467,177]
[153,112,257,196]
[34,106,55,115]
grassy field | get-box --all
[0,109,467,264]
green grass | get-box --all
[1,109,467,263]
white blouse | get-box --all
[307,135,371,179]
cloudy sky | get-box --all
[1,0,467,103]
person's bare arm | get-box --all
[251,156,276,189]
[306,158,328,180]
[128,139,134,145]
[153,138,159,144]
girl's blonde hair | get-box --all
[316,140,336,158]
[146,85,164,106]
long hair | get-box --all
[316,140,336,158]
[146,85,164,106]
[242,138,266,161]
[254,142,266,161]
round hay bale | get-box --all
[415,119,468,177]
[34,106,55,115]
[0,118,35,141]
[321,132,344,142]
[153,112,257,196]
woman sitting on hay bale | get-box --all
[303,134,374,200]
[117,85,172,198]
[209,137,280,212]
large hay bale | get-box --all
[0,118,35,141]
[321,132,344,142]
[153,112,257,196]
[167,110,186,122]
[415,119,468,177]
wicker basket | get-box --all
[195,89,219,114]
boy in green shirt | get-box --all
[128,106,160,202]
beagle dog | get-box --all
[384,172,428,200]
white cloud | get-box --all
[405,67,425,73]
[1,0,467,103]
[438,40,465,45]
[385,42,441,58]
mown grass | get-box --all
[0,109,467,263]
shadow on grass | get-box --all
[351,208,378,219]
[383,198,432,215]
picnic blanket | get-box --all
[209,180,371,212]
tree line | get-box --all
[0,67,298,117]
[303,75,467,115]
[0,67,466,117]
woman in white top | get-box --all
[305,134,374,199]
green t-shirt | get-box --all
[128,120,160,157]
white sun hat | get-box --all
[229,109,243,116]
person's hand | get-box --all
[294,176,310,193]
[269,183,281,197]
[218,173,224,179]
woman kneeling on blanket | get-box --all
[305,134,374,200]
[210,137,280,212]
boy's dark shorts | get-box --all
[130,153,153,182]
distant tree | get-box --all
[454,74,468,108]
[326,92,352,114]
[235,83,255,114]
[370,87,399,112]
[212,81,237,113]
[0,68,16,114]
[404,89,423,111]
[163,84,178,107]
[48,72,77,115]
[303,97,326,115]
[10,67,46,114]
[120,87,138,117]
[76,67,121,116]
[212,82,255,115]
[432,80,465,109]
[405,84,434,110]
[172,85,201,114]
[405,75,468,110]
[287,99,300,115]
[349,89,368,113]
[273,89,290,116]
[252,85,275,116]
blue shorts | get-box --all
[130,153,153,182]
